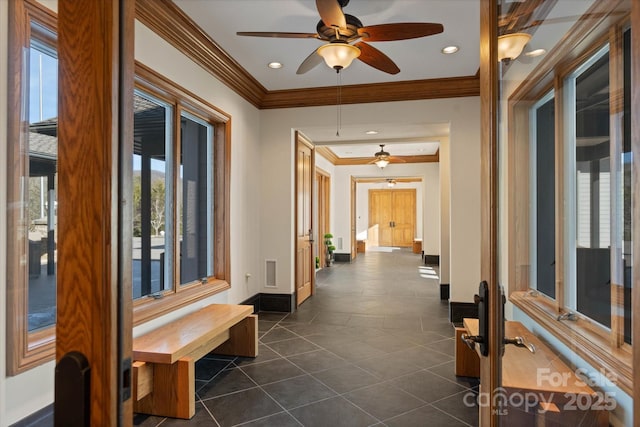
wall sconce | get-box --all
[497,33,531,62]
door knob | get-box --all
[461,333,483,351]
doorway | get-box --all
[316,168,331,269]
[295,132,314,306]
[368,189,416,247]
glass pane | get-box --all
[179,112,214,284]
[622,28,632,344]
[573,48,611,327]
[28,40,58,332]
[133,91,172,299]
[533,94,555,298]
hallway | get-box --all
[134,248,479,426]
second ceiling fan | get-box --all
[237,0,444,75]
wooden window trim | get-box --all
[6,2,232,375]
[6,0,58,376]
[505,3,632,395]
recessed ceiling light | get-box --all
[268,62,283,69]
[365,130,379,135]
[525,48,547,58]
[441,45,459,54]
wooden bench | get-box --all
[132,304,258,419]
[462,318,609,425]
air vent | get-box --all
[337,237,343,250]
[265,260,277,288]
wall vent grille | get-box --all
[265,259,277,287]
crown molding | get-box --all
[135,0,268,108]
[137,0,480,110]
[317,146,439,166]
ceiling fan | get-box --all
[370,144,405,169]
[237,0,444,75]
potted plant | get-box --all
[323,233,334,267]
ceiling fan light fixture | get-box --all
[497,32,531,62]
[375,158,390,168]
[317,42,361,71]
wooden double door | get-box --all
[369,189,416,247]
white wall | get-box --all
[448,101,482,302]
[440,137,451,286]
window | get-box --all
[6,1,59,374]
[132,64,231,323]
[504,6,633,394]
[530,91,555,299]
[133,90,173,299]
[7,2,231,374]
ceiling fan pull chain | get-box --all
[336,70,342,137]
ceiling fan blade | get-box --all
[296,48,324,74]
[236,31,320,39]
[358,23,443,42]
[316,0,346,29]
[354,42,400,75]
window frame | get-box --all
[6,1,231,375]
[506,7,633,394]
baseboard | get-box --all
[424,254,439,265]
[449,301,478,325]
[333,253,351,263]
[10,404,53,427]
[440,283,450,300]
[240,293,295,313]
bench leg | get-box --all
[134,357,195,419]
[212,314,258,357]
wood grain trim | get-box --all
[511,292,632,396]
[553,75,565,313]
[260,76,480,109]
[315,147,339,164]
[631,2,640,424]
[135,0,266,108]
[57,0,134,422]
[480,0,501,426]
[133,281,230,326]
[6,0,59,376]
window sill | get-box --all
[510,291,632,396]
[133,279,230,326]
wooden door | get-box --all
[295,132,313,305]
[391,190,416,247]
[316,169,330,269]
[370,190,393,246]
[57,0,134,424]
[369,189,415,247]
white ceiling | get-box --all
[174,0,481,91]
[170,0,595,158]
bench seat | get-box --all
[463,318,609,425]
[133,304,258,419]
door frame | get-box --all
[316,168,331,269]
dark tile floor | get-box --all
[134,247,479,427]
